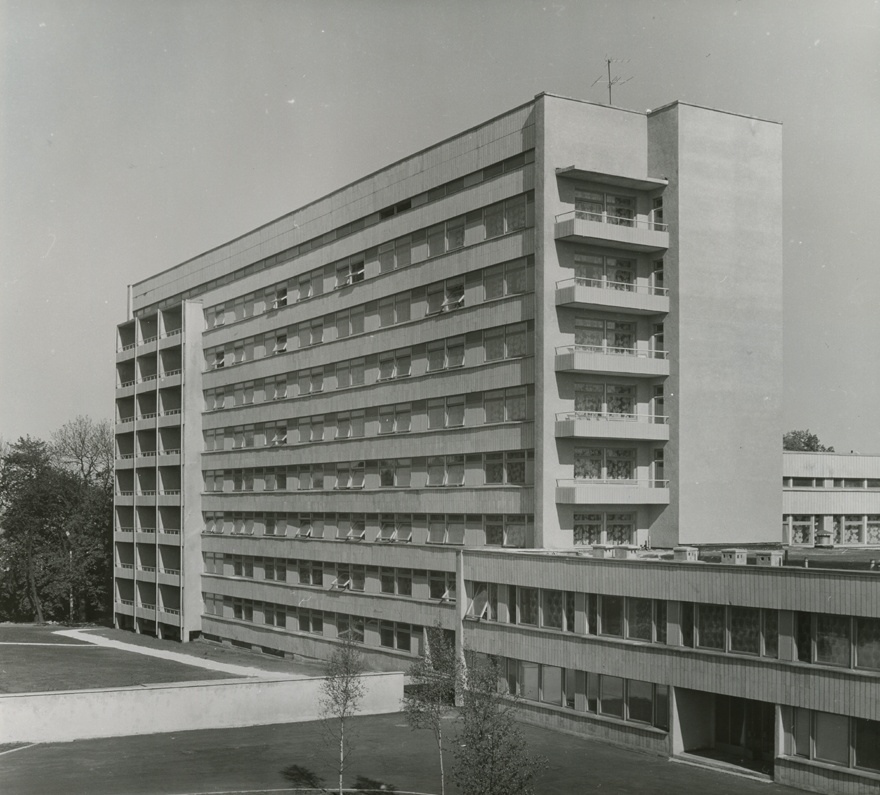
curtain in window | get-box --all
[427,457,445,487]
[608,321,634,352]
[507,392,526,421]
[505,198,527,231]
[575,319,603,348]
[574,448,602,479]
[484,393,505,423]
[574,514,602,545]
[575,254,603,285]
[627,599,653,641]
[816,613,851,666]
[506,263,527,293]
[607,385,635,416]
[698,604,725,649]
[506,454,526,485]
[484,204,504,238]
[506,328,526,358]
[606,449,634,480]
[575,192,603,221]
[856,617,880,671]
[575,384,603,414]
[730,606,761,654]
[447,455,465,486]
[446,220,465,251]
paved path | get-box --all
[54,629,300,679]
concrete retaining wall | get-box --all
[0,672,403,743]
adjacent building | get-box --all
[113,93,879,794]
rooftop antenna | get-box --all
[591,56,633,106]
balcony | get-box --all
[556,277,668,315]
[555,345,669,377]
[555,412,669,441]
[554,210,668,253]
[556,478,669,505]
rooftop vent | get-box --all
[674,546,699,563]
[756,551,784,567]
[721,548,748,566]
[591,544,613,559]
[613,545,639,560]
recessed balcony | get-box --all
[555,277,668,315]
[556,478,670,505]
[555,412,669,441]
[555,345,669,377]
[554,210,668,253]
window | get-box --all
[484,387,527,423]
[272,286,288,309]
[428,396,465,429]
[212,350,225,370]
[652,196,664,229]
[379,459,411,488]
[575,190,634,226]
[334,462,365,491]
[574,512,635,546]
[298,560,323,586]
[379,404,411,434]
[232,556,254,578]
[337,615,365,643]
[378,295,411,327]
[483,257,533,300]
[484,324,527,361]
[428,570,456,600]
[269,424,287,446]
[335,410,364,440]
[378,515,412,542]
[377,349,411,380]
[791,515,817,545]
[427,515,465,545]
[627,598,653,642]
[335,307,364,338]
[426,278,465,314]
[574,383,635,418]
[273,333,287,354]
[427,337,465,371]
[484,451,527,485]
[484,195,528,239]
[379,621,416,652]
[378,236,412,272]
[335,256,365,287]
[468,582,499,621]
[263,559,287,582]
[816,613,851,667]
[575,317,635,354]
[856,616,880,671]
[574,253,635,291]
[427,456,465,487]
[296,608,324,635]
[573,447,635,482]
[484,515,528,548]
[517,587,539,625]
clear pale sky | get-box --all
[1,0,878,453]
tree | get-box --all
[403,625,461,795]
[319,635,366,795]
[452,654,546,795]
[0,425,113,624]
[783,429,834,452]
[51,415,114,489]
[0,437,80,621]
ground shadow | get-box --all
[353,774,398,792]
[280,763,325,788]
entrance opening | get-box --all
[676,689,774,776]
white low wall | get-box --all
[0,672,403,744]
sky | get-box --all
[1,0,878,453]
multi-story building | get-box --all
[114,94,879,794]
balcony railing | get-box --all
[118,490,134,496]
[141,335,159,344]
[139,374,158,384]
[555,209,667,232]
[118,563,134,569]
[138,527,156,533]
[137,565,156,573]
[161,489,181,496]
[161,408,181,416]
[162,329,181,338]
[161,448,181,456]
[162,369,182,378]
[119,380,135,388]
[118,453,134,459]
[117,526,134,533]
[556,344,668,359]
[556,411,668,424]
[120,343,136,352]
[557,478,669,488]
[137,490,156,496]
[161,567,181,576]
[139,451,157,458]
[139,412,157,419]
[556,276,668,297]
[139,602,156,610]
[160,606,180,615]
[160,528,181,535]
[118,416,134,424]
[119,598,134,606]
